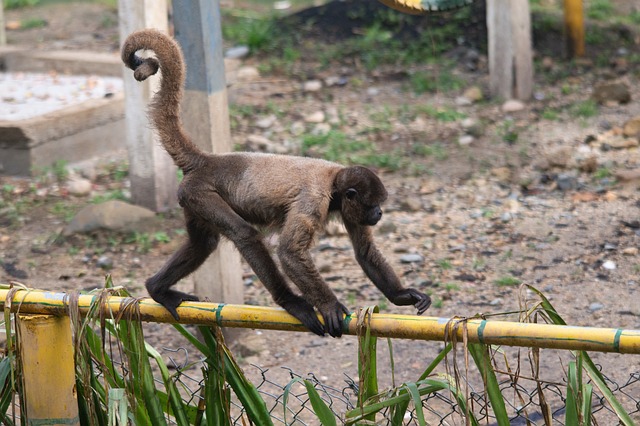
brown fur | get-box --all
[122,29,431,337]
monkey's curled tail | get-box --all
[121,29,203,170]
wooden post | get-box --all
[0,0,6,46]
[486,0,533,100]
[17,315,79,425]
[172,1,244,309]
[487,0,513,100]
[118,0,177,212]
[564,0,585,57]
[511,0,533,100]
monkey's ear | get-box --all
[345,188,358,200]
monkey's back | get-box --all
[211,152,342,228]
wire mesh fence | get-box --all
[145,341,640,425]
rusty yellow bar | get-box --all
[3,289,639,354]
[16,314,79,425]
[564,0,585,57]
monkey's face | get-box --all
[338,166,388,226]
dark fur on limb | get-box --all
[121,29,431,337]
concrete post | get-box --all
[0,0,6,46]
[118,0,177,212]
[172,1,244,309]
[17,315,79,425]
[487,0,533,101]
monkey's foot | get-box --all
[318,301,350,338]
[151,289,199,321]
[281,297,325,337]
[391,288,432,315]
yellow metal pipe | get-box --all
[16,315,80,425]
[2,289,640,354]
[564,0,585,57]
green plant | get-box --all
[541,107,560,121]
[569,100,598,118]
[494,276,521,287]
[413,142,449,161]
[20,18,47,29]
[587,0,614,20]
[410,70,464,95]
[436,259,452,270]
[417,105,466,122]
[593,167,611,180]
[90,189,128,204]
[5,0,40,8]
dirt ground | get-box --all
[1,0,640,419]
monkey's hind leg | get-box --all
[146,216,218,320]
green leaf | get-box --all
[527,285,636,425]
[468,344,509,426]
[303,380,338,426]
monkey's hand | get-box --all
[281,296,326,337]
[318,301,350,338]
[150,289,199,321]
[390,289,432,315]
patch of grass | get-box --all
[436,259,452,270]
[409,70,464,95]
[541,108,560,121]
[21,18,47,29]
[593,167,611,180]
[90,189,128,204]
[587,0,614,20]
[49,201,77,222]
[223,16,277,53]
[301,130,401,170]
[413,142,449,161]
[153,231,171,244]
[569,100,598,118]
[495,276,521,287]
[417,105,466,122]
[440,282,460,292]
[432,297,444,309]
[5,0,40,8]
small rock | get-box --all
[246,134,274,152]
[592,81,631,104]
[458,135,475,146]
[545,146,573,168]
[622,116,640,140]
[366,87,379,97]
[462,86,483,102]
[500,212,513,222]
[491,167,512,183]
[304,111,325,123]
[614,169,640,182]
[237,66,260,81]
[606,137,638,149]
[317,262,332,273]
[460,118,484,137]
[602,260,616,270]
[399,198,422,212]
[489,298,503,306]
[455,96,472,106]
[64,200,155,236]
[225,45,250,59]
[311,123,331,136]
[290,121,306,136]
[501,99,526,113]
[400,254,424,264]
[377,221,397,234]
[97,256,113,270]
[255,115,277,129]
[273,0,291,9]
[622,247,639,256]
[66,177,92,196]
[556,174,578,191]
[589,302,604,312]
[325,222,347,236]
[324,76,347,87]
[303,80,322,92]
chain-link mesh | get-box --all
[148,343,640,425]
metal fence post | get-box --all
[17,314,79,426]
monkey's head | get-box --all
[335,166,388,226]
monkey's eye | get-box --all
[345,188,358,200]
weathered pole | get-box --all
[172,1,244,310]
[0,0,7,46]
[486,0,533,100]
[564,0,585,57]
[118,0,177,212]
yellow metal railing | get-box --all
[2,289,640,354]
